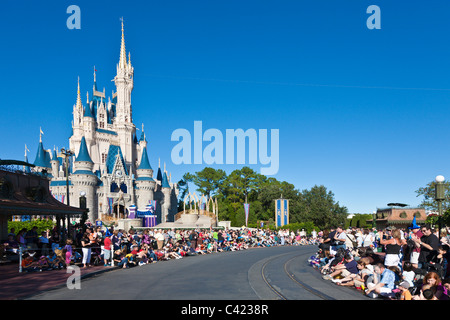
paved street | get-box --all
[23,246,369,300]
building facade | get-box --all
[30,22,179,224]
[370,207,427,230]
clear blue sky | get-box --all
[1,0,450,214]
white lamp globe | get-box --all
[435,175,445,183]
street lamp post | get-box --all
[60,147,74,241]
[435,175,445,240]
[372,211,377,229]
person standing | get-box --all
[409,220,423,269]
[64,239,73,266]
[189,230,198,249]
[416,224,440,270]
[380,229,405,268]
[25,226,38,251]
[38,231,50,256]
[155,230,165,250]
[103,235,112,266]
[81,232,91,268]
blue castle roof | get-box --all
[139,131,147,142]
[156,166,163,181]
[34,141,51,168]
[84,103,94,118]
[52,149,59,162]
[138,147,152,170]
[24,155,31,173]
[105,145,128,175]
[75,137,93,163]
[162,171,170,188]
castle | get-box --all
[29,21,179,225]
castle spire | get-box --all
[119,18,127,70]
[76,77,83,110]
[93,66,98,91]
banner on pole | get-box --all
[276,200,281,227]
[108,197,114,214]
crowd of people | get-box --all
[1,223,318,272]
[4,220,450,301]
[309,223,450,300]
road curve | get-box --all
[27,245,369,300]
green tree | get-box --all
[177,172,195,212]
[415,180,450,212]
[299,185,348,230]
[191,167,227,198]
[416,180,450,229]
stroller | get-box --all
[91,247,103,266]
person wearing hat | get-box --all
[408,217,423,269]
[398,280,412,300]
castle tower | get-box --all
[72,77,84,139]
[161,166,171,223]
[33,130,52,174]
[71,136,98,222]
[113,20,135,169]
[135,146,155,211]
[50,148,59,178]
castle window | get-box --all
[110,182,119,193]
[120,183,127,193]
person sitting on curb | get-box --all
[322,253,359,282]
[333,258,373,289]
[365,263,397,299]
[21,253,41,272]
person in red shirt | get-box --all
[103,236,112,266]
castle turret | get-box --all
[72,77,84,139]
[135,146,155,211]
[83,99,95,144]
[33,131,52,174]
[50,148,60,178]
[156,158,163,183]
[114,20,135,167]
[71,136,98,222]
[161,165,171,223]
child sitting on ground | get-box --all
[21,253,41,272]
[38,255,52,271]
[398,281,412,300]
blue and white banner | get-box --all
[276,199,281,227]
[108,197,114,214]
[283,199,288,226]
